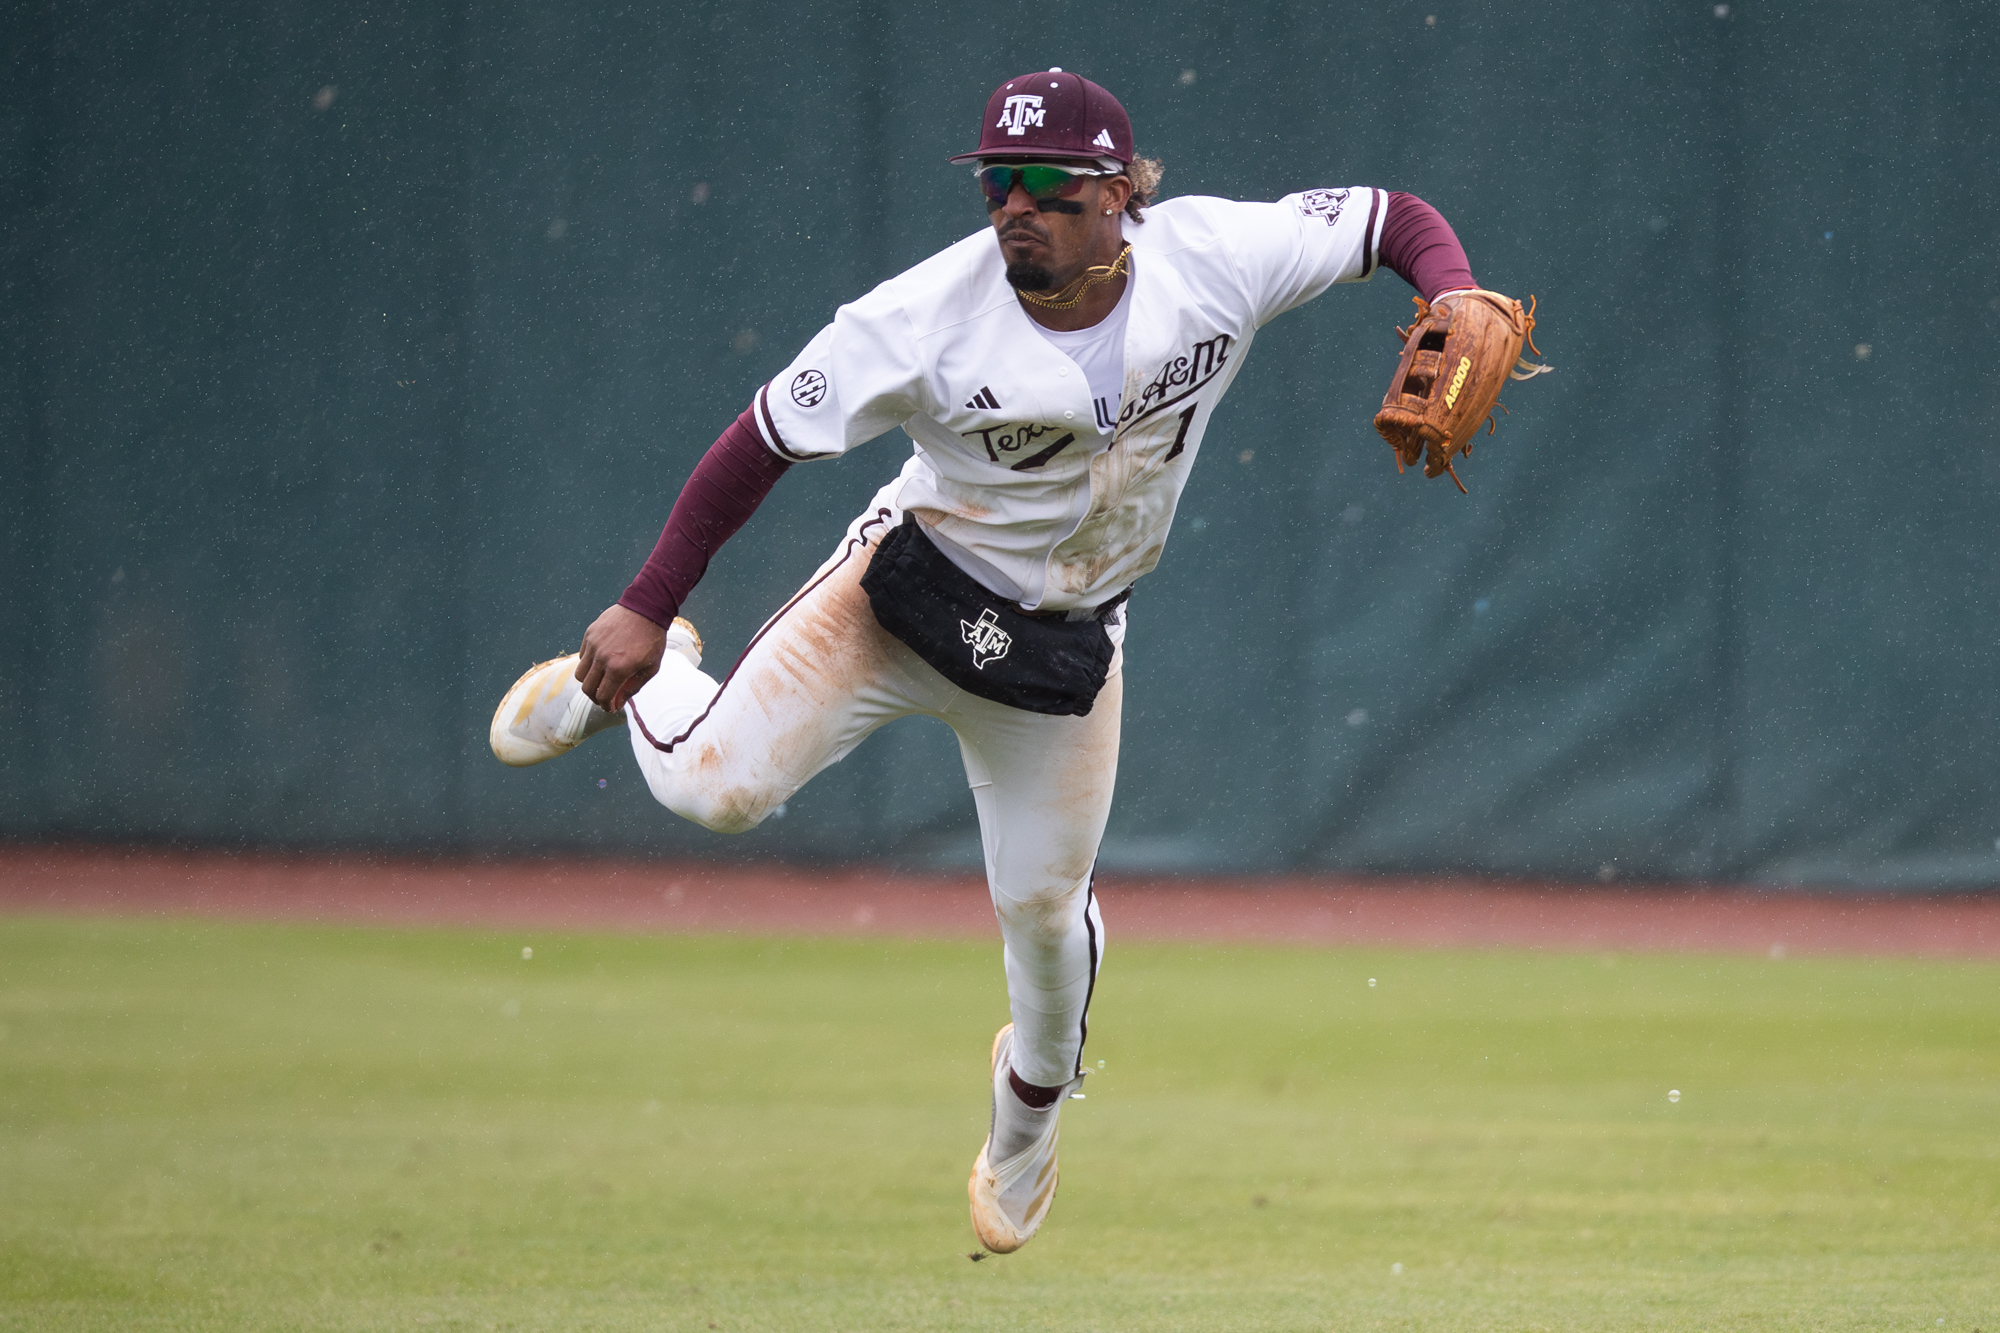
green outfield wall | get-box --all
[4,0,1996,887]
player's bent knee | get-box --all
[633,737,781,834]
[634,765,764,835]
[665,781,776,836]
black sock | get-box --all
[1008,1067,1064,1109]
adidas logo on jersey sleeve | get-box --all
[964,386,1002,411]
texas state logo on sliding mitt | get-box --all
[1373,289,1550,493]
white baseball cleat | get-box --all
[968,1023,1067,1255]
[488,654,618,767]
[664,616,703,670]
[489,618,702,767]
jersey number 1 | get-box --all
[1163,403,1198,462]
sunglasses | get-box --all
[975,163,1111,210]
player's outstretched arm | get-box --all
[1369,194,1549,491]
[576,404,794,710]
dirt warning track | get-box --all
[2,846,1995,959]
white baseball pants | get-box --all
[622,488,1120,1088]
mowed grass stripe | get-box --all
[0,916,1994,1331]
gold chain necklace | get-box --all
[1017,244,1133,311]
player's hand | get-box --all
[576,604,666,713]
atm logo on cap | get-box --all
[998,94,1046,135]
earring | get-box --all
[1103,208,1114,215]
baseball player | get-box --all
[490,69,1535,1254]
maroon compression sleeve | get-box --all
[1378,192,1476,302]
[617,406,793,628]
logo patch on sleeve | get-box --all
[789,369,828,408]
[1295,188,1351,226]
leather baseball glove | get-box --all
[1373,289,1550,493]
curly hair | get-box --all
[1122,155,1165,222]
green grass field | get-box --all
[1,916,1995,1331]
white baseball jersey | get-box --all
[754,187,1390,612]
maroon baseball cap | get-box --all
[948,69,1134,165]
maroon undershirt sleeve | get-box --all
[617,405,793,629]
[1377,192,1476,302]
